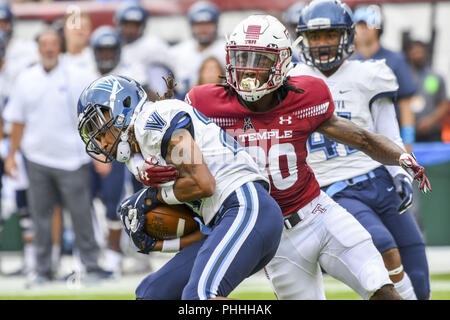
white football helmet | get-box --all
[226,15,296,102]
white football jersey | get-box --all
[289,59,402,187]
[169,38,226,94]
[129,99,268,225]
[121,35,175,72]
[109,60,148,88]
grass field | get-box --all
[1,273,449,300]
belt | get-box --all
[283,210,305,229]
[323,170,376,198]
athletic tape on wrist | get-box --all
[388,265,404,276]
[161,238,181,252]
[161,185,183,205]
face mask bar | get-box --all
[78,103,123,163]
[226,46,288,93]
[301,28,348,71]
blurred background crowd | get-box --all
[0,0,448,288]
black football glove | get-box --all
[393,174,414,214]
[119,187,161,254]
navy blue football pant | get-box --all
[135,180,283,300]
[91,161,126,221]
[324,166,430,299]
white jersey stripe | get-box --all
[197,182,259,299]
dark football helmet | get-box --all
[296,0,354,71]
[90,26,121,75]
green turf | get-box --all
[1,273,450,300]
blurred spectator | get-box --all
[197,56,224,85]
[0,4,38,77]
[405,40,450,142]
[0,28,8,273]
[114,2,174,99]
[281,2,305,63]
[2,28,110,287]
[352,4,418,152]
[0,4,38,278]
[89,25,137,277]
[170,0,226,98]
[61,12,95,71]
[44,12,97,278]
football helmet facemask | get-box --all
[77,75,147,163]
[296,0,354,72]
[226,15,294,102]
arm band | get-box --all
[161,185,183,205]
[400,125,416,145]
[161,238,181,252]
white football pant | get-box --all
[265,191,392,300]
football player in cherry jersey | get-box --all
[182,14,431,299]
[289,0,430,299]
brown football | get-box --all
[144,204,199,240]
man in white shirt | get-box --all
[2,28,110,287]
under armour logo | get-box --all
[279,116,292,125]
[243,117,255,131]
[312,204,326,215]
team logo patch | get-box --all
[145,111,166,131]
[245,25,262,40]
[312,204,326,215]
[243,117,255,131]
[92,76,124,94]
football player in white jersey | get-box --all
[114,3,175,99]
[169,1,226,98]
[290,0,430,299]
[76,75,283,299]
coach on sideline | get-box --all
[2,28,109,287]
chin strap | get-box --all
[292,34,303,48]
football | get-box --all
[144,204,199,240]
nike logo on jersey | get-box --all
[387,186,394,192]
[339,89,351,94]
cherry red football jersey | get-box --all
[185,76,335,216]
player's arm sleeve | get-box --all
[371,97,411,180]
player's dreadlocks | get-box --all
[156,74,177,100]
[158,73,305,102]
